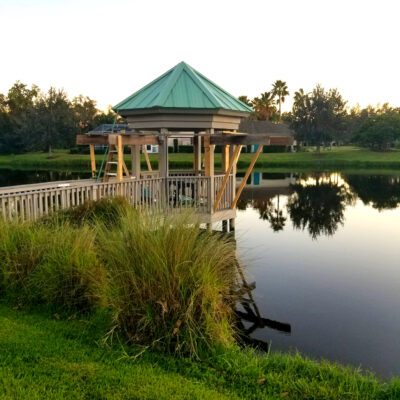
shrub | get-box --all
[0,218,106,313]
[42,197,129,228]
[97,210,238,357]
[0,219,48,301]
[30,223,106,313]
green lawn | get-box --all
[1,147,400,172]
[0,304,399,400]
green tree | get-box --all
[93,106,122,126]
[252,92,277,121]
[36,88,75,153]
[290,85,347,152]
[272,80,289,121]
[0,93,12,153]
[6,82,41,152]
[353,112,400,151]
[73,95,98,134]
[238,96,252,107]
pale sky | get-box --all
[0,0,399,111]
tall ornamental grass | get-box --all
[0,198,240,357]
[97,209,238,356]
[0,219,106,313]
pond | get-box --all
[234,171,400,378]
[1,168,399,378]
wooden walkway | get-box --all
[0,174,235,223]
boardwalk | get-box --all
[0,173,235,223]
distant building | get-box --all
[239,120,295,152]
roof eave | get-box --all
[115,107,251,118]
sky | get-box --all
[0,0,399,111]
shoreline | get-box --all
[0,147,400,173]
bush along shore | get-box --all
[1,198,400,399]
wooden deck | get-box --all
[0,174,235,223]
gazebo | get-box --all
[76,61,293,228]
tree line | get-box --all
[0,82,118,154]
[240,80,400,151]
[0,80,399,154]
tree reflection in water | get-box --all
[254,196,287,232]
[287,174,355,239]
[346,175,400,211]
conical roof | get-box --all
[114,61,252,114]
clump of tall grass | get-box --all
[0,218,106,313]
[0,219,48,301]
[30,223,106,312]
[42,197,129,228]
[97,209,239,357]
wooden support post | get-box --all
[231,145,264,209]
[193,135,202,174]
[159,128,169,178]
[131,145,141,178]
[89,144,96,178]
[143,146,153,171]
[204,130,215,212]
[122,160,130,177]
[117,135,123,181]
[221,145,230,172]
[204,131,214,177]
[214,145,242,212]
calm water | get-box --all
[233,171,400,378]
[1,168,400,378]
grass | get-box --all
[98,210,238,356]
[1,303,400,400]
[1,146,400,172]
[0,199,239,356]
[1,199,400,399]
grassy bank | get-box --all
[1,200,400,399]
[1,304,399,400]
[1,147,400,172]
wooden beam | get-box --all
[89,144,96,178]
[231,145,264,209]
[221,145,230,172]
[76,134,159,146]
[193,135,202,173]
[210,134,273,146]
[159,129,169,178]
[122,160,130,177]
[130,145,141,177]
[204,133,215,177]
[76,135,108,145]
[117,135,123,181]
[142,146,153,171]
[213,145,242,212]
[121,135,159,146]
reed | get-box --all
[97,209,238,357]
[0,218,105,312]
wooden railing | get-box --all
[214,174,234,212]
[0,174,233,221]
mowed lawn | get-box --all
[1,147,400,171]
[1,304,400,400]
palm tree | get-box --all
[252,92,277,120]
[238,95,252,107]
[272,80,289,121]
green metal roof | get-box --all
[113,61,252,114]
